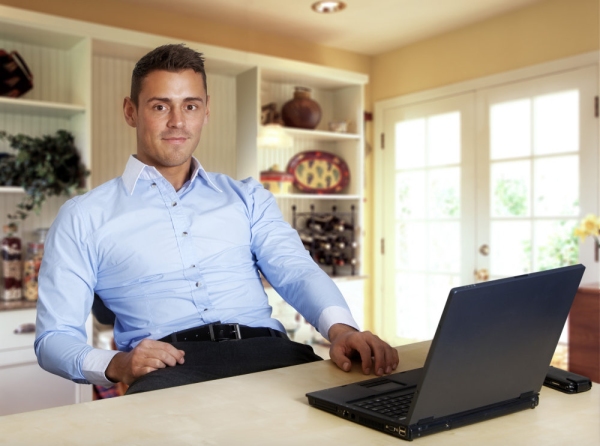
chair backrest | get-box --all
[92,293,116,326]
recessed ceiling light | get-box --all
[311,1,347,14]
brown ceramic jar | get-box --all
[281,87,322,130]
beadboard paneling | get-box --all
[91,55,136,187]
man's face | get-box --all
[123,69,210,170]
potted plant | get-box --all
[0,129,89,220]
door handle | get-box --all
[474,268,489,281]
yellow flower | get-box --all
[573,226,588,242]
[574,214,600,240]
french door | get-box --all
[381,93,476,343]
[380,65,598,345]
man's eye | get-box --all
[186,104,198,110]
[155,104,166,111]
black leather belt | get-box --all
[158,322,289,343]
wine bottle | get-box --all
[317,250,334,266]
[299,232,314,245]
[305,214,334,232]
[332,251,358,266]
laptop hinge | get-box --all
[519,391,536,399]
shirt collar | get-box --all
[121,155,222,195]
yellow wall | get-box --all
[371,0,599,102]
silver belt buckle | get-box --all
[209,323,242,341]
[229,323,242,340]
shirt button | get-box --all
[191,265,196,268]
[182,232,188,236]
[196,282,201,287]
[172,201,177,207]
[151,183,157,188]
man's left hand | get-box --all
[328,324,399,376]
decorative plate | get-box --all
[286,151,350,194]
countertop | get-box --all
[0,341,598,445]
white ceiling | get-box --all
[118,0,546,56]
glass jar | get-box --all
[1,223,22,301]
[22,228,47,302]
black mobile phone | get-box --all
[543,366,592,394]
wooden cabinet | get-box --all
[569,283,600,383]
[0,308,93,416]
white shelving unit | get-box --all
[0,8,92,415]
[0,4,368,413]
[0,13,91,240]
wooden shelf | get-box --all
[0,97,85,118]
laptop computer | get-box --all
[306,264,585,441]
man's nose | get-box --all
[167,108,184,128]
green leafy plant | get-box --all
[0,129,89,221]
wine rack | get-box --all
[292,204,357,276]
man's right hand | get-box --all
[105,339,185,385]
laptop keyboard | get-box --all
[354,393,415,419]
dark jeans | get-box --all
[125,337,323,395]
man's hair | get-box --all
[130,44,207,106]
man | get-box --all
[35,44,398,394]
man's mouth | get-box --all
[162,136,188,144]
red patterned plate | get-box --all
[286,151,350,194]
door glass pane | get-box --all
[490,99,531,160]
[428,167,460,219]
[534,156,579,216]
[396,222,426,270]
[395,119,425,169]
[428,112,461,166]
[490,220,531,275]
[534,220,579,271]
[534,90,579,155]
[428,222,460,272]
[491,160,531,217]
[427,274,460,332]
[395,272,427,339]
[396,171,425,219]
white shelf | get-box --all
[0,97,85,118]
[282,127,360,142]
[0,186,25,193]
[273,193,361,200]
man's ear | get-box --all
[123,97,137,128]
[204,95,210,124]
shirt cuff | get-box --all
[317,306,360,341]
[82,348,120,387]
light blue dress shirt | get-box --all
[35,156,358,386]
